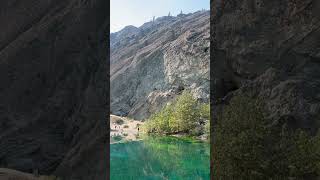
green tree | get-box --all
[174,91,199,132]
[142,91,210,136]
[212,95,320,179]
[212,96,267,179]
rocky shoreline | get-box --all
[110,115,144,144]
[110,114,208,144]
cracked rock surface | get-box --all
[110,11,210,120]
[211,0,320,132]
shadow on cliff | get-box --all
[0,0,109,179]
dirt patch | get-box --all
[110,115,144,144]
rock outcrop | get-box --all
[110,11,210,120]
[211,0,320,132]
[0,1,108,179]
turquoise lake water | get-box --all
[110,137,210,180]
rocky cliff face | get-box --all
[211,0,320,132]
[0,1,108,179]
[110,11,210,120]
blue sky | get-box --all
[111,0,210,32]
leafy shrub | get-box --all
[205,120,210,138]
[123,125,129,128]
[115,119,124,125]
[212,95,320,179]
[142,91,210,136]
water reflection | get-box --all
[110,136,210,180]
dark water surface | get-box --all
[110,136,210,180]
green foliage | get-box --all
[287,130,320,178]
[115,118,124,125]
[142,91,210,136]
[212,95,320,179]
[200,103,210,121]
[201,103,210,138]
[174,91,199,132]
[205,120,210,138]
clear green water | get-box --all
[110,136,210,180]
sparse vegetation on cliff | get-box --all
[212,96,320,179]
[142,91,210,137]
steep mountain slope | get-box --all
[211,0,320,132]
[110,11,210,120]
[0,1,108,179]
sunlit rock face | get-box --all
[0,0,108,179]
[110,11,210,120]
[211,0,320,132]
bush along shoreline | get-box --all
[212,95,320,179]
[142,91,210,140]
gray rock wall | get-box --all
[211,0,320,132]
[0,0,108,179]
[110,11,210,120]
